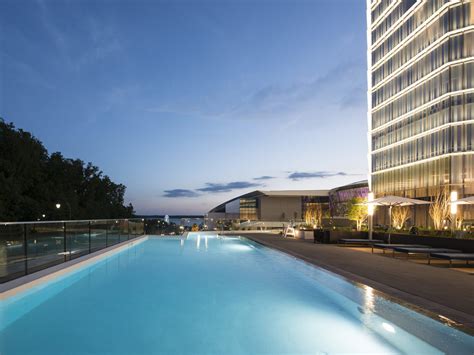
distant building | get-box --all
[328,180,369,217]
[367,0,474,226]
[206,190,329,228]
[206,183,372,230]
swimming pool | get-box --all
[1,235,473,354]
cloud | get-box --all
[102,85,140,112]
[218,60,365,121]
[164,179,264,198]
[197,181,261,193]
[36,0,67,54]
[163,189,200,198]
[253,176,275,181]
[145,60,366,127]
[75,17,123,69]
[288,171,352,181]
[35,0,122,71]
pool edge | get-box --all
[0,235,149,300]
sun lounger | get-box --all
[392,247,461,260]
[371,244,428,254]
[429,253,474,266]
[338,239,383,247]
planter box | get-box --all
[313,229,474,251]
[373,232,474,252]
[295,230,315,240]
[314,230,368,243]
[303,231,314,240]
[314,230,330,243]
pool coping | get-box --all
[241,234,474,336]
[0,235,148,299]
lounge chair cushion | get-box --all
[429,253,474,261]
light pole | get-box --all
[450,191,458,235]
[56,201,72,220]
[368,192,374,240]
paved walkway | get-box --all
[239,233,474,330]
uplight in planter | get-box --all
[450,191,458,215]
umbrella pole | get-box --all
[368,213,373,240]
[388,205,392,244]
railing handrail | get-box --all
[0,217,145,226]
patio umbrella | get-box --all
[451,196,474,205]
[364,196,431,243]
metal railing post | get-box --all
[89,221,92,253]
[23,224,28,275]
[63,222,67,262]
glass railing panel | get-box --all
[0,224,26,283]
[128,219,144,237]
[135,219,144,235]
[118,220,129,242]
[90,221,107,252]
[26,223,65,274]
[1,218,145,283]
[65,221,90,260]
[128,221,135,237]
[107,220,120,246]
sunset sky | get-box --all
[1,0,368,214]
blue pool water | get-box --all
[1,235,473,354]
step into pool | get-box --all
[1,235,473,354]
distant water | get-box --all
[169,217,203,227]
[138,216,204,227]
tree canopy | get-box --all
[0,119,134,221]
[347,197,368,231]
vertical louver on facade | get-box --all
[367,0,474,225]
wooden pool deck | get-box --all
[239,233,474,331]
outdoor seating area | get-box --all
[338,239,383,246]
[318,235,473,272]
[330,193,474,272]
[350,242,473,272]
[392,247,461,259]
[429,253,474,267]
[364,194,474,240]
[371,243,428,254]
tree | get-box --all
[347,197,368,231]
[392,206,410,230]
[0,119,134,221]
[0,120,49,221]
[304,204,323,228]
[429,187,450,230]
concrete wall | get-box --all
[258,196,302,221]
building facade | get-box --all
[367,0,474,225]
[206,190,329,229]
[328,180,369,218]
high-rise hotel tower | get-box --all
[367,0,474,225]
